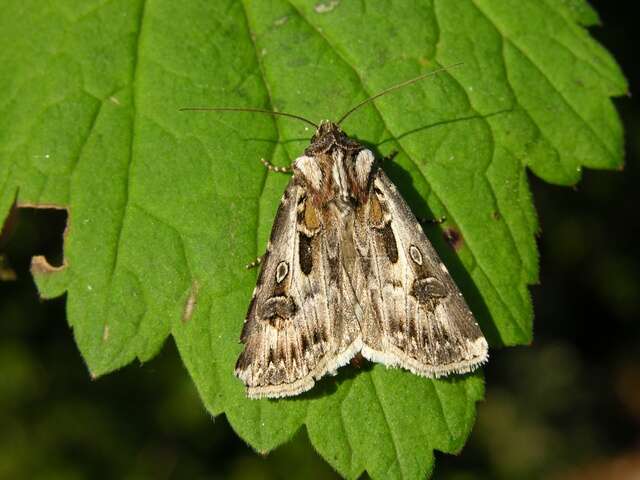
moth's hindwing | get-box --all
[235,175,361,399]
[357,168,488,376]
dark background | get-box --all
[1,2,637,478]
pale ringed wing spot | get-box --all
[276,261,289,283]
[409,245,423,265]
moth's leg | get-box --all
[260,158,292,174]
[419,215,447,225]
[245,255,263,270]
[382,150,398,163]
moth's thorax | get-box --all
[293,121,376,208]
[304,121,362,156]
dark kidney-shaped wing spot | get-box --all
[275,261,289,283]
[411,276,448,305]
[259,295,298,329]
[298,233,313,274]
[379,222,398,263]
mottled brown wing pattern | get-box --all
[235,179,361,399]
[236,120,488,399]
[357,170,488,377]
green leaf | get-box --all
[0,0,626,478]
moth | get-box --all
[184,65,488,399]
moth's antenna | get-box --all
[179,107,318,129]
[336,62,464,125]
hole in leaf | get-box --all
[1,203,69,276]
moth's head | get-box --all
[305,120,362,157]
[314,120,342,140]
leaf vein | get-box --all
[290,0,525,342]
[471,0,616,162]
[238,0,283,261]
[104,0,147,341]
[369,372,403,479]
